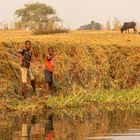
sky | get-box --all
[0,0,140,29]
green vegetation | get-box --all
[0,87,140,113]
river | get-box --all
[0,105,140,140]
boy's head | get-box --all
[48,47,54,56]
[25,40,31,50]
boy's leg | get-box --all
[31,79,36,93]
[45,83,50,95]
[49,82,53,95]
[22,83,27,99]
[28,69,36,94]
[49,72,53,95]
[20,67,27,98]
[44,70,52,97]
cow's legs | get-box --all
[126,29,130,33]
[134,28,137,33]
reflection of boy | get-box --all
[45,114,54,140]
[21,122,31,139]
[22,115,37,139]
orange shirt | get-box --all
[45,56,54,72]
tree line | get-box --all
[0,2,138,33]
[79,18,121,31]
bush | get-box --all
[32,22,69,34]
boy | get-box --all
[44,47,57,97]
[17,40,36,99]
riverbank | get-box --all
[0,87,139,113]
[0,30,140,112]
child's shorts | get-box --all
[44,69,53,83]
[20,67,34,83]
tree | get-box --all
[15,2,60,31]
[106,20,111,30]
[113,18,121,31]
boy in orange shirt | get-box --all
[44,47,57,97]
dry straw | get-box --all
[0,31,140,96]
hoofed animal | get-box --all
[121,22,136,33]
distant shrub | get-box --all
[32,22,69,34]
[32,28,69,35]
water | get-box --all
[0,105,140,140]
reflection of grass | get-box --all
[1,102,139,140]
[1,99,140,122]
[0,87,140,113]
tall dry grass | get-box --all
[0,30,140,97]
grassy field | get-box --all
[0,30,140,111]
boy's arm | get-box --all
[16,49,24,60]
[46,54,57,61]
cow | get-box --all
[120,22,137,33]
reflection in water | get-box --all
[12,113,54,140]
[21,115,37,140]
[0,105,139,140]
[86,135,140,140]
[45,114,54,140]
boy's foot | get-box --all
[45,95,52,99]
[31,96,38,100]
[48,95,52,98]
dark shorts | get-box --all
[44,70,53,83]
